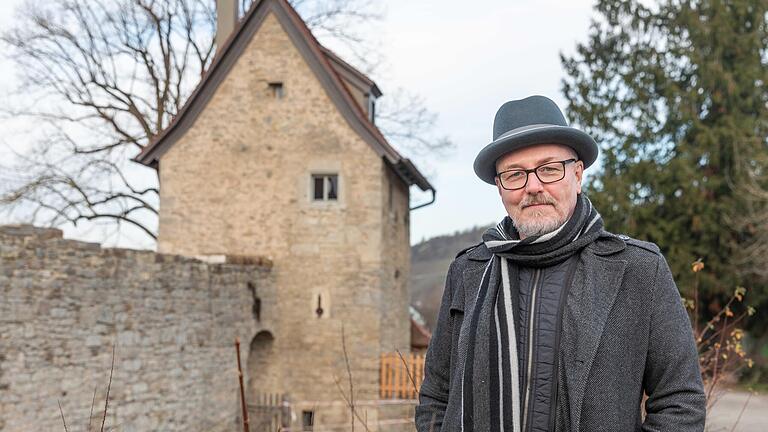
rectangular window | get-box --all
[311,174,338,201]
[302,410,314,431]
[268,82,284,99]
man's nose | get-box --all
[524,171,544,193]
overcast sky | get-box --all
[0,0,598,249]
[377,0,596,244]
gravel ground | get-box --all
[706,391,768,432]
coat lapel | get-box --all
[566,244,627,432]
[462,245,492,311]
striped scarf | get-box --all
[461,194,603,432]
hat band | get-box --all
[495,123,570,141]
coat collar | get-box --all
[466,243,492,261]
[586,231,627,256]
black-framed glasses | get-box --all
[496,158,577,190]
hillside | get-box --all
[409,224,493,330]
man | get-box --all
[415,96,705,432]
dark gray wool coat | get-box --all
[415,232,706,432]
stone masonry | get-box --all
[154,10,413,431]
[0,225,274,431]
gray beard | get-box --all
[514,215,568,238]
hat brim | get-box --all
[473,124,598,185]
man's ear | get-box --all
[575,161,584,194]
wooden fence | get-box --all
[380,352,425,399]
[247,393,290,432]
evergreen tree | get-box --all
[561,0,768,334]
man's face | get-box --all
[494,143,584,239]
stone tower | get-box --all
[134,0,433,428]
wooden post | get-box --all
[388,353,394,398]
[235,338,250,432]
[379,353,385,399]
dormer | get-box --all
[320,47,382,123]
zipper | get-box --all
[522,268,541,432]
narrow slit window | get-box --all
[311,174,338,201]
[368,95,376,123]
[268,82,284,99]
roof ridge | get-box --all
[319,46,381,97]
[274,0,401,160]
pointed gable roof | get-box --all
[133,0,432,192]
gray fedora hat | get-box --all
[473,95,598,185]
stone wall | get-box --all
[0,225,274,432]
[379,165,412,354]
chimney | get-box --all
[216,0,239,48]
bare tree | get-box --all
[375,89,452,158]
[727,141,768,282]
[1,0,451,247]
[243,0,384,73]
[1,0,216,243]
